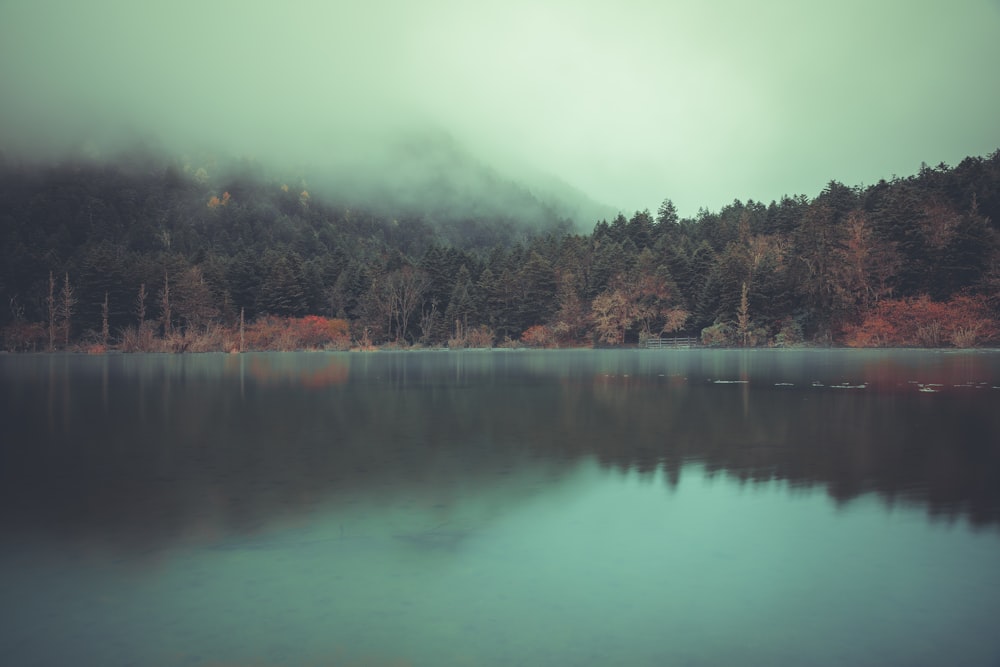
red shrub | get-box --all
[288,315,351,349]
[1,321,47,351]
[844,294,998,347]
[521,324,556,348]
[247,316,351,351]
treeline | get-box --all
[1,150,999,351]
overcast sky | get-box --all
[2,0,999,218]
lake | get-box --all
[1,349,999,667]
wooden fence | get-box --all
[645,336,700,349]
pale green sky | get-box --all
[1,0,998,217]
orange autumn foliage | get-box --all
[843,294,999,347]
[521,324,557,348]
[245,315,351,350]
[207,191,231,209]
[293,315,349,348]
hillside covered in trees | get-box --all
[1,149,999,351]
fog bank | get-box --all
[2,0,999,218]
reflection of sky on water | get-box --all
[2,462,999,667]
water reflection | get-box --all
[2,350,1000,667]
[1,349,999,559]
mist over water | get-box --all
[1,350,999,666]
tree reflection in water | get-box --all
[0,349,997,560]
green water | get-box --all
[1,350,999,666]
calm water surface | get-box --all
[1,349,999,667]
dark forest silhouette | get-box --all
[2,149,998,350]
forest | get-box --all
[1,148,998,352]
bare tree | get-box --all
[8,294,24,323]
[59,273,76,348]
[101,291,110,347]
[160,270,171,336]
[136,282,147,330]
[418,299,440,345]
[47,271,56,351]
[386,266,429,343]
[736,282,751,347]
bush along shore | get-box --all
[4,300,997,353]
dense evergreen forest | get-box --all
[1,149,998,351]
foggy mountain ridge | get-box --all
[298,127,620,229]
[0,125,620,233]
[2,1,998,218]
